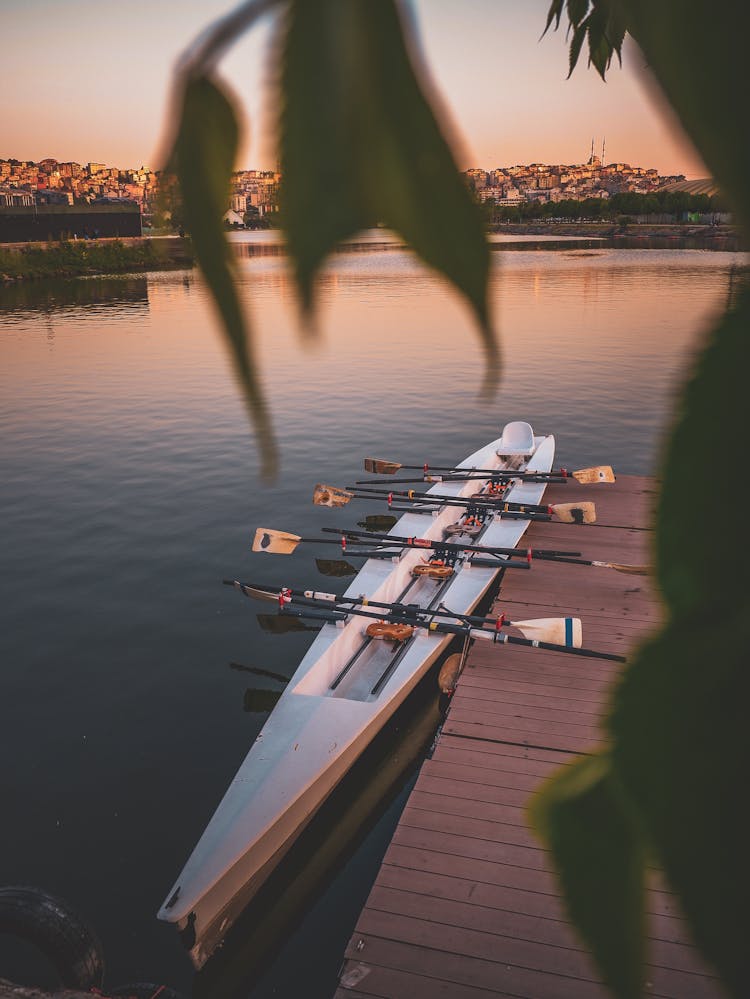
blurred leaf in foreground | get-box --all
[610,288,750,998]
[280,0,497,379]
[529,753,646,999]
[168,74,277,477]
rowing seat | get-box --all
[496,420,535,459]
[365,622,414,642]
[443,522,482,538]
[411,564,454,579]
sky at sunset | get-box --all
[2,0,707,178]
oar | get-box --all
[326,527,646,576]
[263,597,584,648]
[319,526,581,560]
[252,528,398,555]
[225,578,581,640]
[531,554,650,575]
[363,457,615,483]
[355,473,560,486]
[315,483,596,524]
[252,527,532,568]
[272,603,624,663]
[460,553,649,576]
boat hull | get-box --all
[157,426,555,966]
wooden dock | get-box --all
[336,475,722,998]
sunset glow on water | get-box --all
[0,236,743,991]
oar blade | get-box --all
[316,558,358,578]
[313,483,354,508]
[364,457,401,474]
[252,527,301,554]
[228,580,278,602]
[514,617,582,647]
[551,501,596,524]
[595,561,650,576]
[572,465,616,484]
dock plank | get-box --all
[337,475,721,997]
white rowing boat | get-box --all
[157,421,555,967]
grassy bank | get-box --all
[0,237,194,282]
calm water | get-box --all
[0,234,744,995]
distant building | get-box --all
[0,186,34,207]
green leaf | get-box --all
[280,0,496,371]
[567,21,589,77]
[542,0,566,36]
[550,0,627,80]
[169,74,277,477]
[566,0,590,29]
[529,753,646,999]
[622,1,750,230]
[655,290,750,616]
[607,287,750,998]
[610,606,750,998]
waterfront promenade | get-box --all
[336,475,721,998]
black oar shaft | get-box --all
[356,473,565,486]
[321,526,530,558]
[228,579,537,629]
[262,601,624,664]
[369,463,568,479]
[350,485,552,515]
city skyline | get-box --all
[3,0,707,179]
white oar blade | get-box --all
[514,617,582,647]
[551,501,596,524]
[364,457,401,474]
[572,465,616,484]
[593,561,650,576]
[236,582,278,602]
[313,483,354,508]
[252,528,302,554]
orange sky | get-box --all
[1,0,706,178]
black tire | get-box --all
[110,985,186,999]
[0,885,104,990]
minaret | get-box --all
[590,137,595,162]
[601,137,606,167]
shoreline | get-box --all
[0,236,194,284]
[1,223,745,286]
[490,220,744,251]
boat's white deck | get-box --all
[157,424,556,966]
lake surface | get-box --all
[0,234,745,995]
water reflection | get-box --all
[1,241,747,994]
[256,613,321,634]
[193,664,444,999]
[242,687,283,713]
[0,274,149,315]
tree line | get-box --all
[487,188,728,223]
